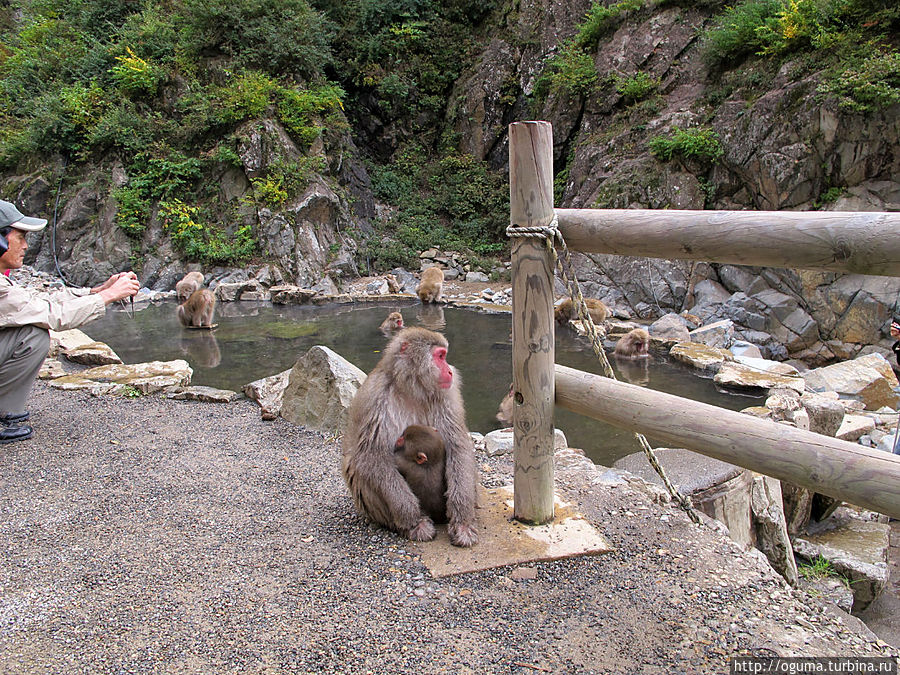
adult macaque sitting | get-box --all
[342,327,478,546]
[0,200,140,444]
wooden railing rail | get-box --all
[507,119,900,521]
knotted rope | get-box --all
[507,213,702,525]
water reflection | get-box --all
[87,300,763,466]
[180,330,222,368]
[613,356,650,386]
[415,303,446,331]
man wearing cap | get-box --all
[0,199,140,444]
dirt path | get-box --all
[0,381,895,673]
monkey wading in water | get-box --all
[177,288,216,328]
[342,327,478,546]
[417,267,444,303]
[394,425,447,523]
[379,311,404,336]
[614,328,651,359]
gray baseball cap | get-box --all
[0,200,47,231]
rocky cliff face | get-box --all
[450,0,899,360]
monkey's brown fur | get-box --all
[175,271,205,302]
[394,425,447,523]
[379,311,404,335]
[417,267,444,303]
[495,384,514,426]
[342,327,478,546]
[614,328,650,360]
[554,297,609,325]
[176,288,216,328]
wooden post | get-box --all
[555,364,900,519]
[508,121,555,524]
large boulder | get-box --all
[244,369,292,420]
[49,328,95,357]
[280,346,367,434]
[648,313,691,342]
[688,319,734,349]
[614,447,754,549]
[802,353,900,410]
[799,392,845,437]
[668,342,731,373]
[713,362,805,393]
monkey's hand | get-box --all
[447,520,478,547]
[407,517,436,542]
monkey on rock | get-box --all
[342,327,478,547]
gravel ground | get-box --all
[1,379,897,674]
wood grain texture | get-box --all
[556,209,900,275]
[555,364,900,519]
[509,121,556,524]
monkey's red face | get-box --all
[433,347,453,389]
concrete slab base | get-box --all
[414,485,613,578]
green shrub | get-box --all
[818,50,900,112]
[110,47,164,97]
[534,44,599,99]
[177,0,334,79]
[210,144,243,167]
[139,152,203,199]
[617,71,660,102]
[702,0,784,65]
[574,0,644,52]
[702,0,897,67]
[648,126,724,163]
[216,72,279,124]
[160,199,256,264]
[249,157,326,206]
[358,146,507,272]
[88,101,157,154]
[276,82,347,147]
[113,185,151,238]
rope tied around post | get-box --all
[507,213,703,525]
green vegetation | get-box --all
[648,127,724,164]
[818,50,900,112]
[359,145,508,271]
[0,0,342,264]
[574,0,644,52]
[798,555,852,586]
[0,0,510,270]
[534,0,645,99]
[702,0,900,111]
[617,72,660,103]
[316,0,495,137]
[534,48,599,99]
[121,385,144,398]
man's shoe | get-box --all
[0,411,29,425]
[0,424,33,443]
